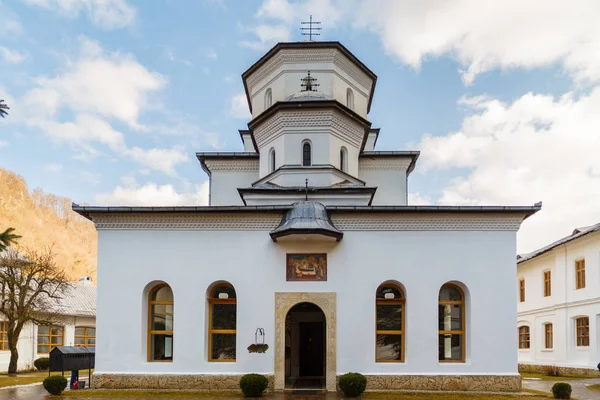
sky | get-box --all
[0,0,599,254]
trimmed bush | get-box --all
[240,373,269,397]
[339,372,367,398]
[43,375,68,396]
[552,382,572,399]
[34,357,50,371]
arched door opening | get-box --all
[284,302,326,390]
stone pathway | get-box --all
[522,377,600,400]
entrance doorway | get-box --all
[284,302,326,390]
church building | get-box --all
[74,41,541,392]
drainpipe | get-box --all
[564,245,568,367]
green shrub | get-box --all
[43,375,67,395]
[339,372,367,397]
[552,382,572,399]
[34,357,50,371]
[240,373,269,397]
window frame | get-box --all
[37,325,64,354]
[576,317,589,347]
[544,323,553,349]
[375,283,405,363]
[0,322,7,351]
[518,326,530,349]
[302,141,312,167]
[147,283,174,362]
[575,259,585,289]
[544,270,551,297]
[519,278,525,302]
[438,283,466,363]
[208,283,237,362]
[74,326,96,347]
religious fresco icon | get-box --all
[286,254,327,281]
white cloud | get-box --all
[355,0,600,85]
[125,147,188,176]
[95,180,210,206]
[0,47,26,64]
[229,92,251,119]
[0,4,23,36]
[239,24,291,52]
[416,88,600,253]
[23,0,136,30]
[204,48,218,60]
[44,163,63,172]
[0,141,9,148]
[408,193,433,205]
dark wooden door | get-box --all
[299,321,324,377]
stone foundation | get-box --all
[519,363,600,378]
[92,373,274,391]
[362,375,522,392]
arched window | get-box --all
[148,283,174,361]
[346,88,354,110]
[518,326,530,349]
[302,141,312,167]
[269,148,276,173]
[376,283,404,362]
[265,88,272,109]
[340,147,347,172]
[208,283,237,361]
[438,284,465,362]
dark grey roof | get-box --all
[517,221,600,264]
[270,201,343,242]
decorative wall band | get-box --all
[203,159,259,172]
[359,158,413,171]
[93,213,282,230]
[331,214,524,231]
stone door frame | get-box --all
[274,292,337,391]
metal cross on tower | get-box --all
[300,15,321,41]
[300,71,319,92]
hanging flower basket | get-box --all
[247,343,269,353]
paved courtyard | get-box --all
[522,377,600,400]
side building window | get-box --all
[518,326,530,349]
[346,88,354,110]
[302,141,312,167]
[37,325,64,354]
[519,279,525,302]
[576,317,589,346]
[544,271,551,297]
[575,259,585,289]
[545,323,553,349]
[265,88,272,109]
[0,322,7,351]
[148,283,174,361]
[208,283,237,361]
[75,326,96,347]
[438,283,465,362]
[375,282,404,362]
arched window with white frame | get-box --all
[302,141,312,167]
[346,88,354,110]
[269,148,276,173]
[340,147,348,172]
[265,88,272,109]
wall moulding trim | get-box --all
[203,159,259,172]
[362,374,521,392]
[331,214,525,231]
[274,292,336,391]
[92,373,274,390]
[359,158,413,171]
[93,213,282,230]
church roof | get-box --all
[270,201,343,242]
[517,221,600,264]
[241,41,377,113]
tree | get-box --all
[0,247,69,374]
[0,228,21,253]
[0,100,9,118]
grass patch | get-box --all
[365,392,551,399]
[520,372,590,381]
[0,370,48,388]
[58,390,243,398]
[588,384,600,392]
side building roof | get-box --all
[517,221,600,264]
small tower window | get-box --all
[265,88,272,109]
[269,148,276,173]
[346,88,354,110]
[340,147,347,172]
[302,141,311,167]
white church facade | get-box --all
[517,222,600,376]
[75,41,541,392]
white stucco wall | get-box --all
[209,170,259,206]
[359,169,408,205]
[517,230,600,369]
[95,225,518,376]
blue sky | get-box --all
[1,0,599,253]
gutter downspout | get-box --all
[564,244,568,366]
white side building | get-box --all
[75,41,541,393]
[0,276,97,372]
[517,223,600,375]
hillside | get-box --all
[0,168,97,282]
